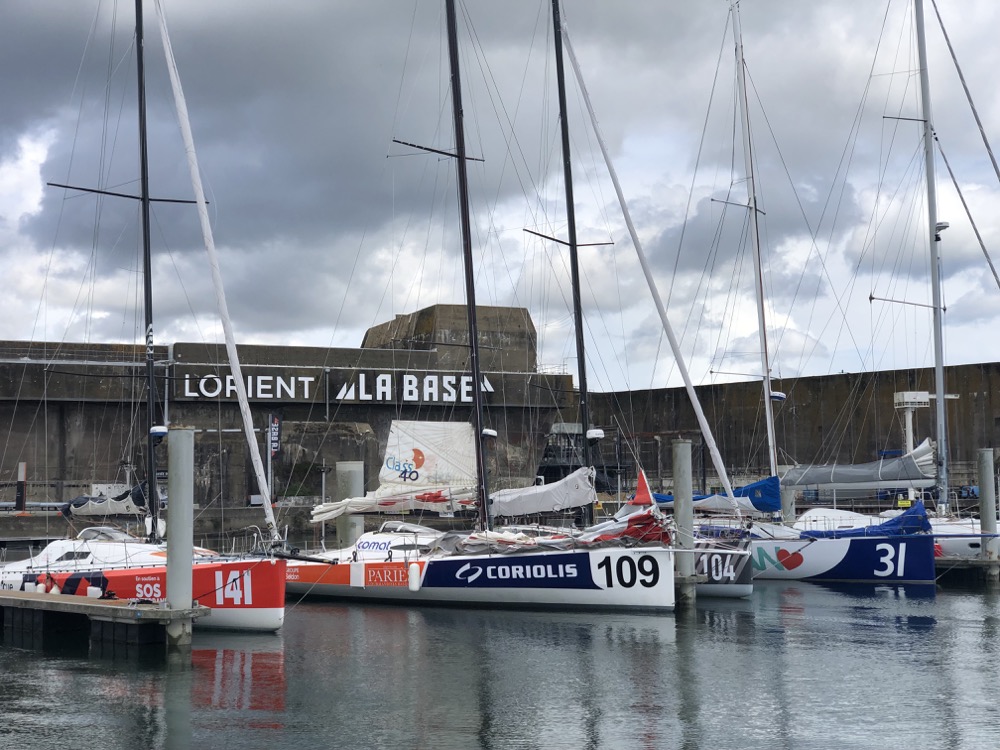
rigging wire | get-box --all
[928,0,1000,187]
[933,136,1000,293]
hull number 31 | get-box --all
[874,542,907,577]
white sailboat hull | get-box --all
[795,507,994,559]
[288,546,675,611]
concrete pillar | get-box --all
[335,461,365,548]
[164,656,193,750]
[781,487,797,525]
[673,439,695,604]
[14,462,26,512]
[166,426,195,651]
[978,449,998,565]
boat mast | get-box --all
[915,0,949,514]
[153,2,283,544]
[445,0,492,531]
[551,0,594,524]
[731,0,778,478]
[135,0,161,539]
[559,21,742,512]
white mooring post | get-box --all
[336,461,365,548]
[166,426,195,650]
[14,461,27,512]
[780,486,797,525]
[977,449,999,577]
[673,439,696,604]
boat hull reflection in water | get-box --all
[3,581,1000,749]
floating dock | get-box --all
[0,590,210,655]
[935,555,1000,583]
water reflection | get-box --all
[3,583,1000,749]
[191,633,286,714]
[292,605,679,750]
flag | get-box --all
[269,414,282,457]
[632,467,654,505]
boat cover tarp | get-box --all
[311,420,478,523]
[797,501,931,538]
[651,475,781,514]
[443,504,672,555]
[780,438,936,490]
[697,501,932,540]
[489,467,597,517]
[60,483,147,518]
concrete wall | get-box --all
[591,363,1000,490]
[1,306,996,507]
[362,304,537,373]
[0,305,572,506]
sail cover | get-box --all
[489,467,597,517]
[311,421,478,523]
[60,483,148,518]
[780,438,936,490]
[650,475,781,514]
[798,501,932,538]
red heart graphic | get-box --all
[776,548,805,570]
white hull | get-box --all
[695,582,753,598]
[202,607,285,631]
[693,538,754,599]
[288,545,675,611]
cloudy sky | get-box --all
[1,0,998,395]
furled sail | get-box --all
[311,421,478,523]
[780,438,936,490]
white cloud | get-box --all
[0,131,53,226]
[0,0,997,394]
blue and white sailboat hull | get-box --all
[287,544,676,611]
[748,534,936,584]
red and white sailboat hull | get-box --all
[0,533,286,632]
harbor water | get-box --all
[1,580,998,749]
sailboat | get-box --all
[616,0,939,585]
[484,0,755,599]
[775,0,998,566]
[0,0,286,631]
[285,0,676,611]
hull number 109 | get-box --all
[597,554,660,588]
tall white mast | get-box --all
[731,0,778,477]
[915,0,949,514]
[155,0,282,542]
[560,22,740,510]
